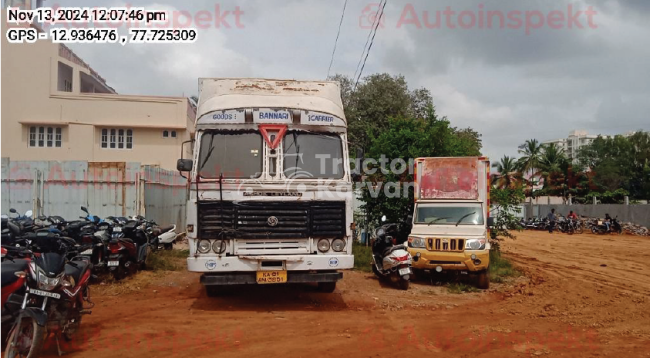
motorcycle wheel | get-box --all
[4,317,45,358]
[163,243,173,250]
[575,225,584,234]
[371,263,382,278]
[398,278,410,291]
[112,265,126,281]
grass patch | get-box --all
[489,250,521,283]
[447,282,479,294]
[352,242,373,272]
[147,249,189,272]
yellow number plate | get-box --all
[256,270,287,284]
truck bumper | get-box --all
[187,254,354,272]
[201,271,342,285]
[408,248,489,272]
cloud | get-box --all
[52,0,649,161]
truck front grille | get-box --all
[198,201,346,239]
[427,238,465,252]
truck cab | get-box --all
[407,157,493,289]
[178,78,355,295]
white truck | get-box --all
[407,157,494,289]
[177,78,354,295]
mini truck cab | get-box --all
[178,78,354,295]
[407,157,493,289]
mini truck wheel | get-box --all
[476,269,490,289]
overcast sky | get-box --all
[50,0,650,161]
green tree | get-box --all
[516,139,542,198]
[577,131,650,199]
[492,156,520,189]
[359,109,482,229]
[329,73,433,152]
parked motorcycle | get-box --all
[1,245,30,347]
[3,233,93,357]
[589,216,622,235]
[107,217,153,280]
[371,216,413,290]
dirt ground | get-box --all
[39,231,650,358]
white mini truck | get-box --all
[177,78,355,295]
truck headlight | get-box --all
[317,239,330,253]
[197,240,211,254]
[408,236,426,248]
[212,240,227,254]
[331,239,346,252]
[465,239,486,250]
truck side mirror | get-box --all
[177,159,193,172]
[355,147,364,160]
[487,217,495,228]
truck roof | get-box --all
[196,78,346,124]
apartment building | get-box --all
[543,130,599,161]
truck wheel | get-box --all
[205,285,229,297]
[398,278,410,290]
[317,282,336,293]
[476,270,490,289]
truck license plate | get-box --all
[256,270,287,284]
[398,268,411,276]
[107,261,120,267]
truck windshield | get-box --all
[283,132,344,179]
[198,131,262,179]
[415,203,484,225]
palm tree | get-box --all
[517,139,543,201]
[492,155,519,189]
[538,143,569,197]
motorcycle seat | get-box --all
[65,260,90,284]
[382,244,407,256]
[158,225,174,234]
[1,259,29,287]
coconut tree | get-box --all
[517,139,542,200]
[538,143,569,198]
[492,155,519,189]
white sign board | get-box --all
[197,110,245,124]
[253,108,292,124]
[300,111,346,126]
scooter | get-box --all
[371,216,412,290]
[154,224,177,250]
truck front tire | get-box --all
[317,282,337,293]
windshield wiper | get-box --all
[199,133,216,174]
[456,212,477,226]
[427,217,450,226]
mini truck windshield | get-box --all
[416,203,484,226]
[198,131,262,179]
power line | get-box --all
[354,0,387,91]
[326,0,348,79]
[352,0,384,82]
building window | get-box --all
[101,128,133,150]
[29,126,62,148]
[163,130,177,138]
